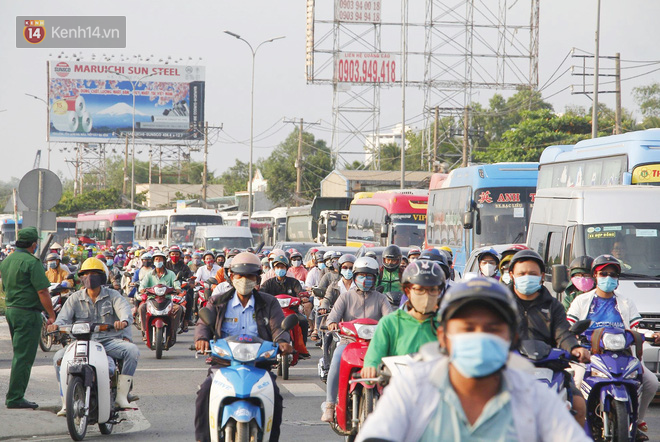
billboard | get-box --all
[48,61,205,143]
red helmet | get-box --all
[169,245,182,255]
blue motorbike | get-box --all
[197,308,297,442]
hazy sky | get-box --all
[2,1,660,185]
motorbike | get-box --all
[275,294,302,380]
[330,318,379,442]
[40,282,71,352]
[317,315,338,383]
[197,307,298,442]
[142,284,179,359]
[57,322,121,441]
[194,277,217,322]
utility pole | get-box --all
[283,118,319,203]
[462,107,469,167]
[122,135,129,195]
[615,52,622,135]
[592,0,601,138]
[433,106,439,172]
[202,121,209,204]
[400,0,408,189]
[148,146,153,185]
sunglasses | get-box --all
[597,271,619,278]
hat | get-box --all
[17,227,39,243]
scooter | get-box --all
[317,315,338,383]
[275,294,301,380]
[194,277,216,322]
[143,284,178,359]
[330,318,379,442]
[58,322,121,441]
[40,282,71,352]
[197,307,298,442]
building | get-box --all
[364,123,412,167]
[234,169,275,212]
[135,183,224,209]
[320,170,432,198]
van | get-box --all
[527,186,660,375]
[193,226,253,251]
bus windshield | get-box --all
[392,223,425,247]
[206,237,253,250]
[112,230,134,245]
[474,187,535,248]
[583,223,660,279]
[169,214,223,245]
[327,219,348,243]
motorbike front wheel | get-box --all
[155,327,164,359]
[99,422,113,435]
[39,321,53,352]
[609,400,629,442]
[282,353,290,380]
[66,376,89,441]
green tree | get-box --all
[53,188,124,216]
[259,129,334,206]
[217,159,249,195]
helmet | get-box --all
[224,257,234,270]
[500,244,529,259]
[309,248,319,255]
[104,251,114,259]
[314,250,325,262]
[290,250,302,260]
[438,277,519,334]
[261,257,269,266]
[439,246,453,260]
[46,252,60,262]
[499,254,513,273]
[383,245,402,260]
[592,254,621,274]
[402,260,446,288]
[152,250,167,260]
[353,257,379,276]
[332,251,342,259]
[141,252,153,261]
[476,248,501,265]
[509,250,545,273]
[364,251,377,259]
[202,251,215,260]
[228,248,241,258]
[269,249,285,259]
[95,254,106,261]
[79,257,109,278]
[286,248,297,255]
[272,253,290,267]
[407,246,422,258]
[230,252,262,276]
[418,249,450,279]
[169,245,181,255]
[338,254,356,265]
[192,252,201,259]
[570,256,594,275]
[323,251,334,262]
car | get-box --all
[355,245,413,267]
[461,243,527,281]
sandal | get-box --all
[310,331,319,341]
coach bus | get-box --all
[53,217,77,245]
[0,215,21,246]
[538,129,660,189]
[134,207,223,248]
[347,190,428,248]
[425,163,538,277]
[76,209,139,248]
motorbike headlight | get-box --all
[590,367,609,379]
[261,349,276,359]
[277,297,291,308]
[625,370,640,380]
[602,333,626,351]
[71,323,91,334]
[154,286,167,296]
[354,324,377,340]
[211,342,231,358]
[228,342,262,362]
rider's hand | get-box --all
[328,322,338,331]
[278,342,293,355]
[360,366,377,380]
[195,340,210,353]
[47,323,59,333]
[114,320,128,330]
[317,308,327,315]
[47,314,56,325]
[653,332,660,345]
[572,346,591,363]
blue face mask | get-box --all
[597,276,618,293]
[318,262,326,270]
[275,268,287,278]
[154,261,164,269]
[513,274,542,295]
[354,274,375,292]
[107,261,113,268]
[341,269,353,280]
[48,261,58,269]
[449,332,510,378]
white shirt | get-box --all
[195,264,221,283]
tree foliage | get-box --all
[217,159,249,195]
[633,82,660,128]
[53,188,124,216]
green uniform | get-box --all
[378,268,402,293]
[139,268,181,291]
[364,309,438,369]
[561,286,586,312]
[1,249,51,406]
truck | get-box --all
[286,197,352,246]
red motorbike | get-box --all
[275,294,302,380]
[331,318,379,441]
[142,284,179,359]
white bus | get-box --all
[134,208,223,248]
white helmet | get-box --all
[353,256,379,276]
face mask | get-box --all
[275,268,287,278]
[571,276,595,292]
[292,260,302,267]
[48,261,58,269]
[154,261,164,269]
[354,274,375,292]
[597,276,618,293]
[107,261,113,268]
[341,269,354,280]
[262,266,270,272]
[318,262,326,270]
[233,277,257,296]
[217,260,225,267]
[480,263,497,277]
[81,273,105,290]
[170,255,180,264]
[501,273,511,285]
[195,259,202,265]
[448,332,510,378]
[409,292,437,315]
[513,274,542,295]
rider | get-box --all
[498,244,528,287]
[361,260,446,380]
[194,251,221,283]
[48,258,139,415]
[288,249,308,282]
[317,251,342,293]
[210,258,233,300]
[476,247,500,279]
[45,252,74,295]
[377,245,403,293]
[194,252,293,442]
[305,250,326,289]
[166,245,194,332]
[215,250,225,268]
[320,256,393,423]
[105,251,123,291]
[561,256,595,311]
[508,249,590,426]
[139,251,183,342]
[188,252,203,273]
[356,278,590,442]
[407,246,421,262]
[566,254,659,440]
[399,249,453,307]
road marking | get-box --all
[115,407,151,434]
[290,367,318,371]
[281,382,325,397]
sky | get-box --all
[1,1,660,186]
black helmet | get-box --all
[402,260,446,288]
[314,250,325,262]
[438,277,519,334]
[591,254,621,275]
[476,248,501,265]
[230,252,262,276]
[509,250,545,273]
[382,245,402,270]
[418,249,450,279]
[569,256,594,275]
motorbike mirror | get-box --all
[281,314,298,332]
[569,319,591,336]
[318,223,327,235]
[375,285,385,293]
[198,307,216,330]
[380,224,388,238]
[463,210,475,230]
[312,287,324,298]
[551,264,569,294]
[207,277,218,285]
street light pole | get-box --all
[224,31,285,221]
[113,72,156,209]
[25,93,51,169]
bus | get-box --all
[53,217,77,245]
[222,211,249,227]
[347,190,428,248]
[286,197,351,246]
[538,129,660,189]
[76,209,139,248]
[134,207,223,248]
[0,215,21,246]
[425,163,538,277]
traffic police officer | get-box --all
[2,227,55,409]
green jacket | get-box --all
[561,286,585,312]
[0,249,50,310]
[139,268,181,292]
[377,267,402,293]
[364,309,438,369]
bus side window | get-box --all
[563,226,575,265]
[528,224,549,257]
[546,229,564,269]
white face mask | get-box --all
[480,263,497,277]
[233,277,257,296]
[501,272,511,284]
